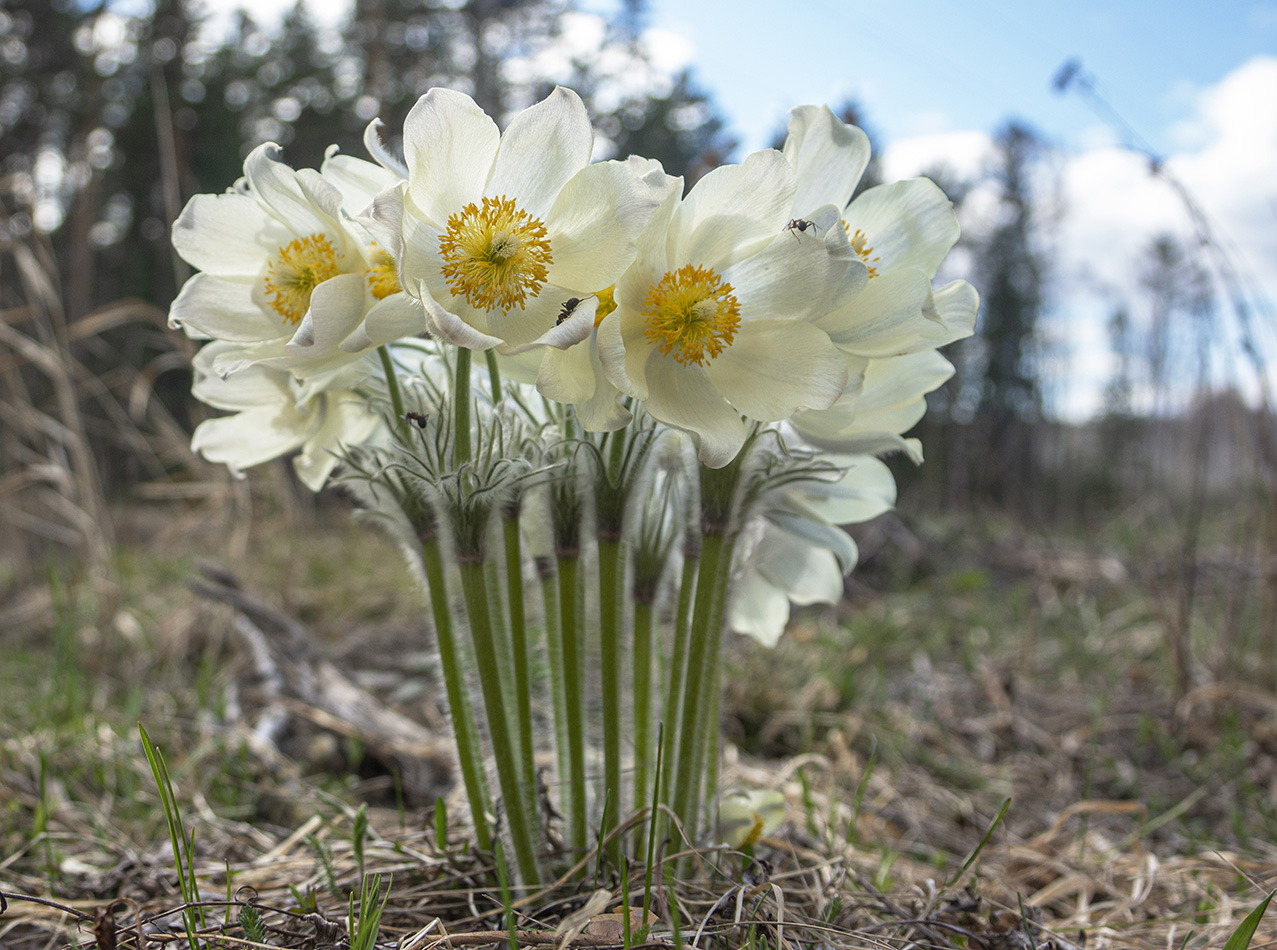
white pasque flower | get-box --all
[169,143,419,378]
[729,453,897,646]
[783,105,978,360]
[530,157,681,431]
[373,86,662,354]
[597,149,862,467]
[189,341,382,490]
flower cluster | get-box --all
[171,87,977,881]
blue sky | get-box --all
[639,0,1277,157]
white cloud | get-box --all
[1167,55,1277,294]
[640,27,695,76]
[879,55,1277,420]
[1057,147,1188,293]
[882,130,992,182]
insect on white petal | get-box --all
[784,218,823,240]
[555,296,582,326]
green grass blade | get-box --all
[1222,891,1274,950]
[139,723,204,949]
[349,873,392,950]
[495,842,519,950]
[947,797,1011,887]
[434,797,448,851]
[352,802,368,880]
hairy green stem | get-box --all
[607,425,628,484]
[503,514,536,793]
[597,537,625,866]
[458,560,542,884]
[420,538,491,852]
[377,346,405,427]
[557,554,588,856]
[454,347,472,467]
[693,532,737,833]
[537,560,571,815]
[669,531,727,848]
[632,600,654,813]
[485,349,503,403]
[660,550,699,805]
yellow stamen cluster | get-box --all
[847,225,880,278]
[438,195,552,312]
[593,285,617,327]
[365,244,402,300]
[264,233,341,325]
[641,265,741,367]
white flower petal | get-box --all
[244,143,339,237]
[788,455,897,525]
[784,104,871,216]
[754,528,845,604]
[191,405,311,472]
[924,279,980,344]
[596,315,645,399]
[671,150,795,271]
[340,293,424,353]
[418,283,503,350]
[486,86,593,219]
[366,185,406,261]
[403,88,500,224]
[286,273,369,358]
[846,178,960,277]
[536,337,596,405]
[191,343,291,410]
[363,118,409,178]
[799,429,925,464]
[857,350,955,416]
[642,354,747,467]
[536,329,631,431]
[574,370,630,431]
[294,393,382,490]
[171,192,286,277]
[398,196,451,304]
[816,268,937,356]
[769,509,859,575]
[728,571,790,647]
[704,320,847,421]
[718,789,787,846]
[545,160,667,290]
[321,149,403,216]
[722,215,854,323]
[618,182,681,311]
[494,347,542,385]
[169,273,286,342]
[501,293,596,353]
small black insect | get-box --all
[784,218,822,239]
[404,411,428,429]
[555,296,582,326]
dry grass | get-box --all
[4,503,1277,950]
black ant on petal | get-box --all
[555,296,582,326]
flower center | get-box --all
[365,244,401,300]
[438,195,552,312]
[846,225,880,278]
[641,265,741,367]
[264,233,341,325]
